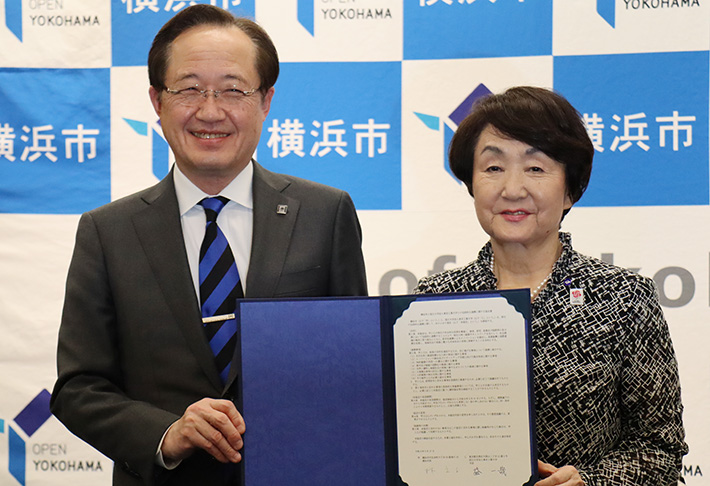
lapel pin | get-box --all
[570,288,584,306]
[276,204,288,215]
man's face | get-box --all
[149,25,274,191]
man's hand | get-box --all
[161,398,245,463]
[535,460,584,486]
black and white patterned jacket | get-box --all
[414,232,688,485]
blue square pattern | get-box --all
[555,51,709,207]
[13,389,52,438]
[111,0,255,67]
[257,62,402,210]
[0,68,111,214]
[404,0,552,60]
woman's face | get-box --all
[472,126,572,249]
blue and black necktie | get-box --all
[198,197,243,383]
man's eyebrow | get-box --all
[169,73,251,85]
[222,74,250,85]
[172,73,198,84]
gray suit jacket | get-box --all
[50,162,368,485]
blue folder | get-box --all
[236,291,536,486]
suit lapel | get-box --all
[131,174,223,391]
[244,162,300,298]
[223,163,300,392]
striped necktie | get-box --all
[198,197,243,383]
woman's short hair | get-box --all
[449,86,594,214]
[148,4,279,95]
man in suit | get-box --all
[50,5,367,485]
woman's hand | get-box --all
[535,460,584,486]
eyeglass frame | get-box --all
[162,84,259,103]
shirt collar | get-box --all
[173,162,254,216]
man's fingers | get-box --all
[192,415,242,462]
[162,398,245,463]
[208,400,245,430]
[204,401,245,450]
[185,424,233,463]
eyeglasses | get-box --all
[163,85,258,106]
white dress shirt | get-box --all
[173,162,254,297]
[156,163,254,469]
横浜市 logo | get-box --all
[414,83,492,184]
[123,118,171,181]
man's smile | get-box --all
[192,131,229,139]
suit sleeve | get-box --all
[50,212,178,483]
[328,191,368,297]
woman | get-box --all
[414,86,687,485]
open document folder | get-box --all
[236,290,537,486]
